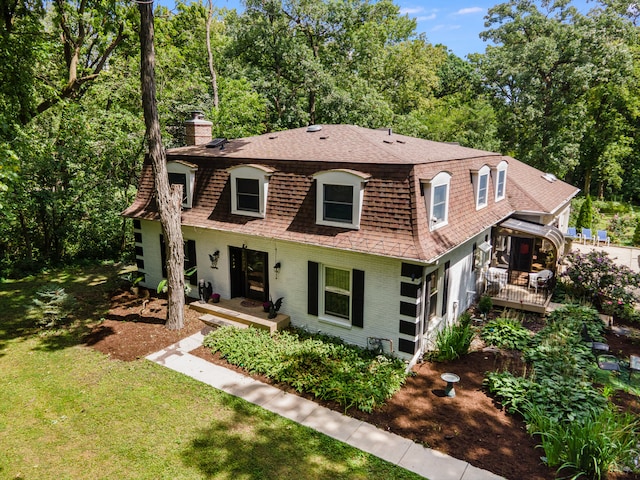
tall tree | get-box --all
[139,1,185,330]
[475,0,633,179]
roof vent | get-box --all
[542,173,557,182]
[206,138,228,149]
[307,125,323,132]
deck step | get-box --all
[199,314,249,330]
[190,299,290,333]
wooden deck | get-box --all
[189,297,290,333]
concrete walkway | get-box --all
[147,331,505,480]
[571,241,640,272]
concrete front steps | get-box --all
[189,297,290,333]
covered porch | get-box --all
[482,218,564,314]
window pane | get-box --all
[237,178,259,194]
[236,178,260,212]
[169,173,188,204]
[432,184,447,222]
[325,291,350,318]
[478,174,488,205]
[324,184,353,222]
[497,170,505,197]
[326,267,350,290]
[324,267,350,319]
[325,184,352,202]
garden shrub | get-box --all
[524,402,639,479]
[633,218,640,246]
[431,312,474,361]
[576,195,594,230]
[481,317,531,350]
[564,251,640,321]
[30,285,75,328]
[478,295,492,315]
[203,326,408,413]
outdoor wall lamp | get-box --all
[209,250,220,269]
[273,262,281,279]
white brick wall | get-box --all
[135,219,490,361]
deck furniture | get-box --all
[595,230,610,246]
[581,228,594,244]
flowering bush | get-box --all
[564,250,640,320]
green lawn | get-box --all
[0,264,423,480]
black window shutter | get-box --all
[442,261,450,316]
[352,269,365,328]
[308,261,319,316]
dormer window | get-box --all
[229,164,274,218]
[313,169,370,229]
[167,161,197,208]
[493,161,508,202]
[423,171,451,231]
[472,165,490,210]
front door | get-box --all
[229,247,269,301]
[510,237,533,272]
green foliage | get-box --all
[564,250,640,320]
[633,218,640,246]
[524,403,639,479]
[431,313,474,362]
[31,285,75,329]
[481,317,531,350]
[203,326,408,413]
[576,195,594,230]
[483,371,534,413]
[478,295,493,314]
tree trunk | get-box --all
[139,2,185,330]
[206,0,219,108]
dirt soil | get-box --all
[86,288,640,480]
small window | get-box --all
[472,165,490,210]
[236,178,260,212]
[324,184,353,223]
[494,161,508,201]
[167,161,197,208]
[423,171,451,230]
[478,173,488,207]
[428,270,438,321]
[313,169,369,229]
[169,173,188,205]
[228,164,274,218]
[324,266,351,319]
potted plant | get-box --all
[210,293,220,303]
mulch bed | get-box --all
[85,288,640,480]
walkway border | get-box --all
[146,331,506,480]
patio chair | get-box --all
[565,226,579,240]
[529,269,552,294]
[597,354,621,373]
[595,230,610,246]
[581,228,594,244]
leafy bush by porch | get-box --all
[429,312,474,361]
[481,317,531,351]
[203,327,408,413]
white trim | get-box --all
[313,170,368,229]
[319,264,352,325]
[423,171,451,231]
[167,161,198,208]
[493,161,508,202]
[472,165,490,210]
[228,165,273,218]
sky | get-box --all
[170,0,594,59]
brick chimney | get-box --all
[185,111,212,146]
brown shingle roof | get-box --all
[124,125,579,262]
